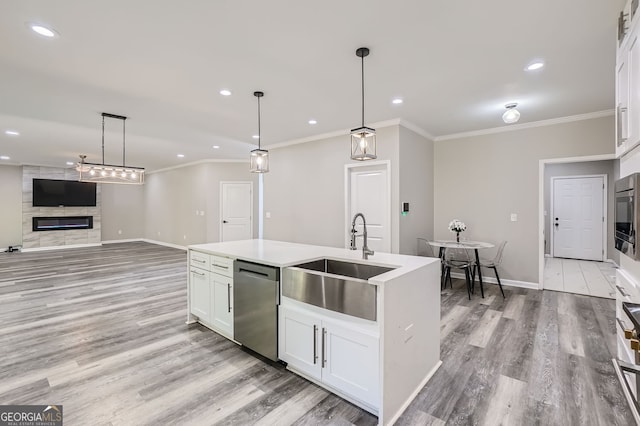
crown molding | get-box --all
[146,158,248,175]
[434,109,614,142]
[264,118,435,150]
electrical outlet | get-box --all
[195,210,199,216]
[118,229,122,235]
[157,231,161,236]
[200,211,205,216]
[266,211,271,219]
[183,235,187,240]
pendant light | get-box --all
[76,113,144,184]
[502,103,521,124]
[250,91,269,173]
[351,47,376,161]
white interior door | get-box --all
[552,176,604,261]
[347,164,390,253]
[220,182,253,242]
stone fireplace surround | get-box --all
[22,166,101,250]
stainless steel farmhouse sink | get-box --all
[282,258,396,321]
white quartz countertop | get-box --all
[188,239,438,283]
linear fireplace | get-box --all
[32,216,93,232]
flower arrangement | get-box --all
[448,219,466,242]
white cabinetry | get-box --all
[617,2,640,157]
[279,304,379,410]
[189,267,210,320]
[188,250,234,339]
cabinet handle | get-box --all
[227,283,231,313]
[313,325,318,364]
[191,270,205,276]
[213,264,229,270]
[618,104,629,146]
[193,258,206,263]
[617,284,631,297]
[321,327,327,368]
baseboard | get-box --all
[385,360,442,425]
[606,259,620,268]
[102,238,144,244]
[544,254,552,258]
[449,272,539,290]
[141,239,188,251]
[22,243,103,252]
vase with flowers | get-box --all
[448,219,467,243]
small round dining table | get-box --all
[428,240,494,297]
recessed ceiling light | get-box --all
[526,61,545,71]
[212,145,220,149]
[220,89,232,96]
[28,23,58,38]
[308,119,317,125]
[252,135,260,139]
[177,154,185,158]
[0,156,10,160]
[66,161,74,166]
[392,98,403,105]
[5,130,19,136]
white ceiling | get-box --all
[0,0,625,170]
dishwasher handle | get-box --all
[235,260,279,281]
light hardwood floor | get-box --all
[0,242,633,425]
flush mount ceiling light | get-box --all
[308,119,317,125]
[502,103,521,124]
[177,154,185,158]
[76,113,145,184]
[392,98,403,105]
[28,23,58,38]
[220,89,232,96]
[0,156,10,160]
[66,161,74,166]
[350,47,376,161]
[5,130,19,136]
[250,91,269,173]
[212,145,220,149]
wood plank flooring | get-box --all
[0,242,634,425]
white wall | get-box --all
[543,161,617,263]
[0,165,23,250]
[144,162,258,247]
[399,126,434,255]
[434,116,614,284]
[263,126,401,252]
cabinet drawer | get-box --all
[212,255,234,277]
[190,251,211,270]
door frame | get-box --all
[538,154,614,290]
[219,181,254,242]
[549,174,607,260]
[344,160,392,251]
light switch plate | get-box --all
[510,213,518,222]
[266,211,271,219]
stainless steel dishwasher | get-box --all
[234,260,280,361]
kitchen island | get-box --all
[187,239,441,426]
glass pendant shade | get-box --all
[250,148,269,173]
[350,126,377,160]
[77,161,145,184]
[502,104,521,124]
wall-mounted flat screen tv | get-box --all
[33,178,97,207]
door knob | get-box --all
[554,223,559,227]
[222,220,228,223]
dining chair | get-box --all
[473,241,507,298]
[416,238,436,257]
[443,247,474,299]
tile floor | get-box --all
[543,257,617,299]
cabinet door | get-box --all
[617,54,630,156]
[189,268,210,320]
[322,321,379,407]
[211,273,234,338]
[628,33,640,149]
[279,306,322,380]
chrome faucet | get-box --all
[350,213,374,260]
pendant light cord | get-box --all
[122,118,126,167]
[257,96,261,149]
[361,53,365,128]
[101,115,105,165]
